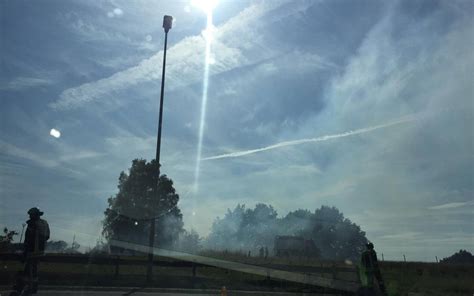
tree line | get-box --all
[101,159,368,260]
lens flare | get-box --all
[50,128,61,138]
[193,3,216,192]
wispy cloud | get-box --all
[0,140,58,168]
[203,113,419,160]
[378,231,420,240]
[429,201,474,210]
[1,77,53,91]
[50,0,315,110]
[0,139,103,171]
[58,150,104,162]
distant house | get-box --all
[274,235,320,257]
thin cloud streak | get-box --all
[49,0,314,110]
[203,114,419,161]
[1,77,53,90]
[429,201,474,210]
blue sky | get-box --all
[1,0,473,261]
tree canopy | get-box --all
[0,227,18,252]
[102,159,183,250]
[440,249,474,264]
[205,204,367,260]
[45,240,81,253]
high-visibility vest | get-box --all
[359,250,376,288]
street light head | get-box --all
[163,15,173,33]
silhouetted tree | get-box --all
[205,204,367,260]
[239,203,278,248]
[175,229,201,253]
[45,240,68,253]
[65,241,81,253]
[86,240,110,255]
[206,203,279,251]
[440,249,474,264]
[299,206,367,260]
[0,227,18,252]
[102,159,183,251]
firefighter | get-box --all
[22,207,50,293]
[259,246,264,258]
[359,242,387,296]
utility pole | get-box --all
[147,15,173,283]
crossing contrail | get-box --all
[202,114,419,161]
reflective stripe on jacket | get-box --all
[359,250,377,287]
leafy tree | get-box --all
[440,249,474,264]
[206,204,246,250]
[102,159,183,251]
[299,206,368,260]
[0,227,18,252]
[205,204,368,260]
[206,203,279,251]
[65,241,81,253]
[45,240,68,253]
[86,240,110,255]
[279,209,313,235]
[46,240,82,253]
[175,229,202,253]
[239,203,278,248]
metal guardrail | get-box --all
[0,251,361,292]
[0,253,202,267]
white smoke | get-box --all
[203,114,419,161]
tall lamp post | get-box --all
[19,223,26,243]
[147,14,173,283]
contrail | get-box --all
[203,114,419,161]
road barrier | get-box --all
[0,251,361,293]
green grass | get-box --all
[381,261,474,296]
[1,253,473,295]
[198,249,354,267]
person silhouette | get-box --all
[21,207,50,294]
[359,242,386,296]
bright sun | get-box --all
[191,0,218,13]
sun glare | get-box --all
[191,0,218,13]
[193,0,218,194]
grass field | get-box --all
[380,261,474,296]
[1,251,473,295]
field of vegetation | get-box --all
[1,251,473,295]
[200,250,474,295]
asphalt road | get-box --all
[1,292,216,296]
[0,288,341,296]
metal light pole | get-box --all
[19,223,26,243]
[146,14,173,283]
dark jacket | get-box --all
[24,218,50,255]
[360,249,384,289]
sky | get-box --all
[1,0,473,261]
